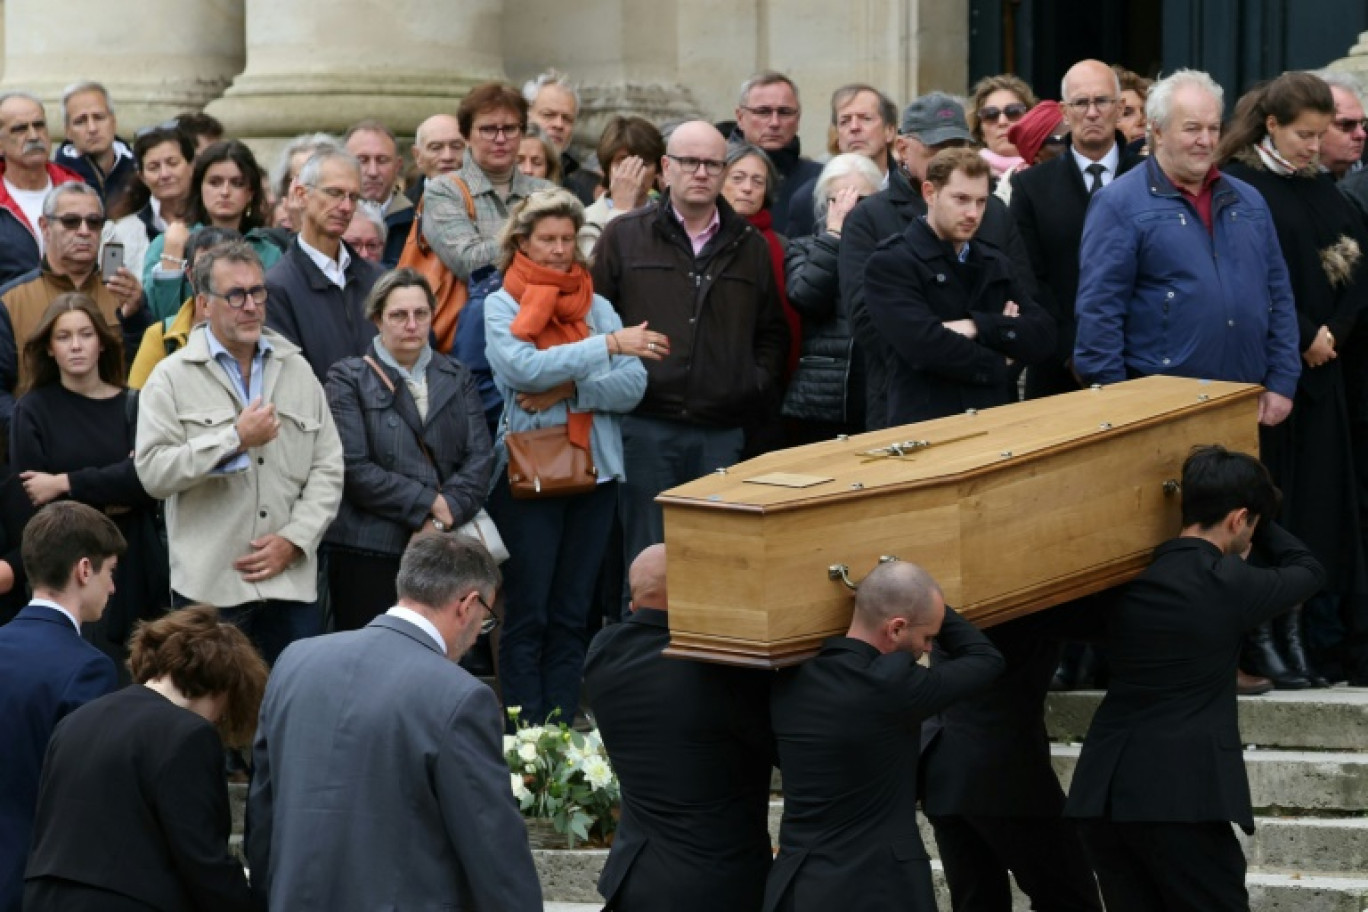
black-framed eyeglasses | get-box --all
[206,285,268,309]
[52,213,106,231]
[474,592,500,635]
[978,103,1028,122]
[474,123,524,140]
[1332,117,1368,134]
[1043,134,1069,147]
[666,154,725,176]
[1065,96,1117,114]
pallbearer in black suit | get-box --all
[1009,58,1141,399]
[25,606,267,912]
[584,545,774,912]
[764,561,1004,912]
[1066,446,1326,911]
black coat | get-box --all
[25,685,254,912]
[764,610,1003,912]
[264,239,386,382]
[584,609,773,912]
[862,218,1055,425]
[1009,135,1141,397]
[840,165,1037,429]
[780,231,861,426]
[1225,154,1368,595]
[1065,524,1325,833]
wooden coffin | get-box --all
[659,376,1262,668]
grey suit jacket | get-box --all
[248,615,541,910]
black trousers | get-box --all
[928,814,1102,912]
[1077,819,1249,912]
[326,548,402,632]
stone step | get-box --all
[530,845,1368,910]
[1046,686,1368,751]
[1051,744,1368,813]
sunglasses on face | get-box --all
[979,103,1028,122]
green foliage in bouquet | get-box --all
[504,706,620,848]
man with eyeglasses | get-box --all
[1011,58,1143,401]
[0,91,85,288]
[0,181,146,432]
[265,149,385,383]
[136,239,343,666]
[247,533,539,911]
[840,92,1037,431]
[342,208,387,264]
[732,70,822,231]
[424,82,554,286]
[344,119,412,267]
[591,120,788,608]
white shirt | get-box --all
[1071,143,1121,189]
[386,605,446,654]
[30,596,80,634]
[297,234,351,289]
[5,177,52,253]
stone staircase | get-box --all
[229,687,1368,911]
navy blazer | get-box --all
[764,610,1004,912]
[1065,523,1325,833]
[324,350,494,556]
[0,604,117,912]
[584,609,774,911]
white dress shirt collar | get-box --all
[1071,142,1121,186]
[386,605,446,654]
[30,597,80,633]
[297,234,352,288]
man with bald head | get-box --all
[591,121,789,589]
[766,561,1003,911]
[407,114,466,207]
[584,544,774,911]
[1010,58,1142,399]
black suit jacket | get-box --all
[764,610,1004,912]
[584,609,774,912]
[1009,136,1141,395]
[24,685,255,911]
[1065,523,1325,833]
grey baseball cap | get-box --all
[899,92,973,145]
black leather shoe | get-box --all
[1245,623,1309,689]
[1279,607,1327,688]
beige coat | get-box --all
[135,326,343,606]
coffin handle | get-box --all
[1163,479,1181,496]
[828,555,900,590]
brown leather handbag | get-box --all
[505,425,598,498]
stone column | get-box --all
[503,0,703,161]
[0,0,244,134]
[1329,32,1368,81]
[206,0,505,156]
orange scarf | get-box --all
[505,251,596,452]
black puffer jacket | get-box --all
[780,231,862,427]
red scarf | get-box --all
[504,251,596,451]
[747,209,799,378]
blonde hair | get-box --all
[495,187,587,272]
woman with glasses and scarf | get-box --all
[968,74,1039,180]
[1219,71,1368,688]
[484,188,653,726]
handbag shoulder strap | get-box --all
[361,355,437,470]
[412,175,476,255]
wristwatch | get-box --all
[430,517,451,532]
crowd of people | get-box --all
[0,52,1364,911]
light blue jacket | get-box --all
[484,287,646,485]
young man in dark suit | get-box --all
[765,560,1004,912]
[1066,446,1326,911]
[584,544,774,912]
[0,502,123,912]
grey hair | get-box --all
[738,70,801,109]
[724,141,779,210]
[363,266,434,322]
[854,560,943,625]
[60,81,113,123]
[522,69,581,109]
[297,149,360,189]
[495,187,586,272]
[271,132,343,200]
[1311,69,1366,110]
[42,181,102,219]
[830,83,897,128]
[1059,65,1121,104]
[350,205,388,245]
[191,239,263,299]
[343,118,398,148]
[396,533,501,611]
[1145,68,1225,133]
[812,153,883,225]
[0,91,45,117]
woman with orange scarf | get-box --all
[485,188,658,725]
